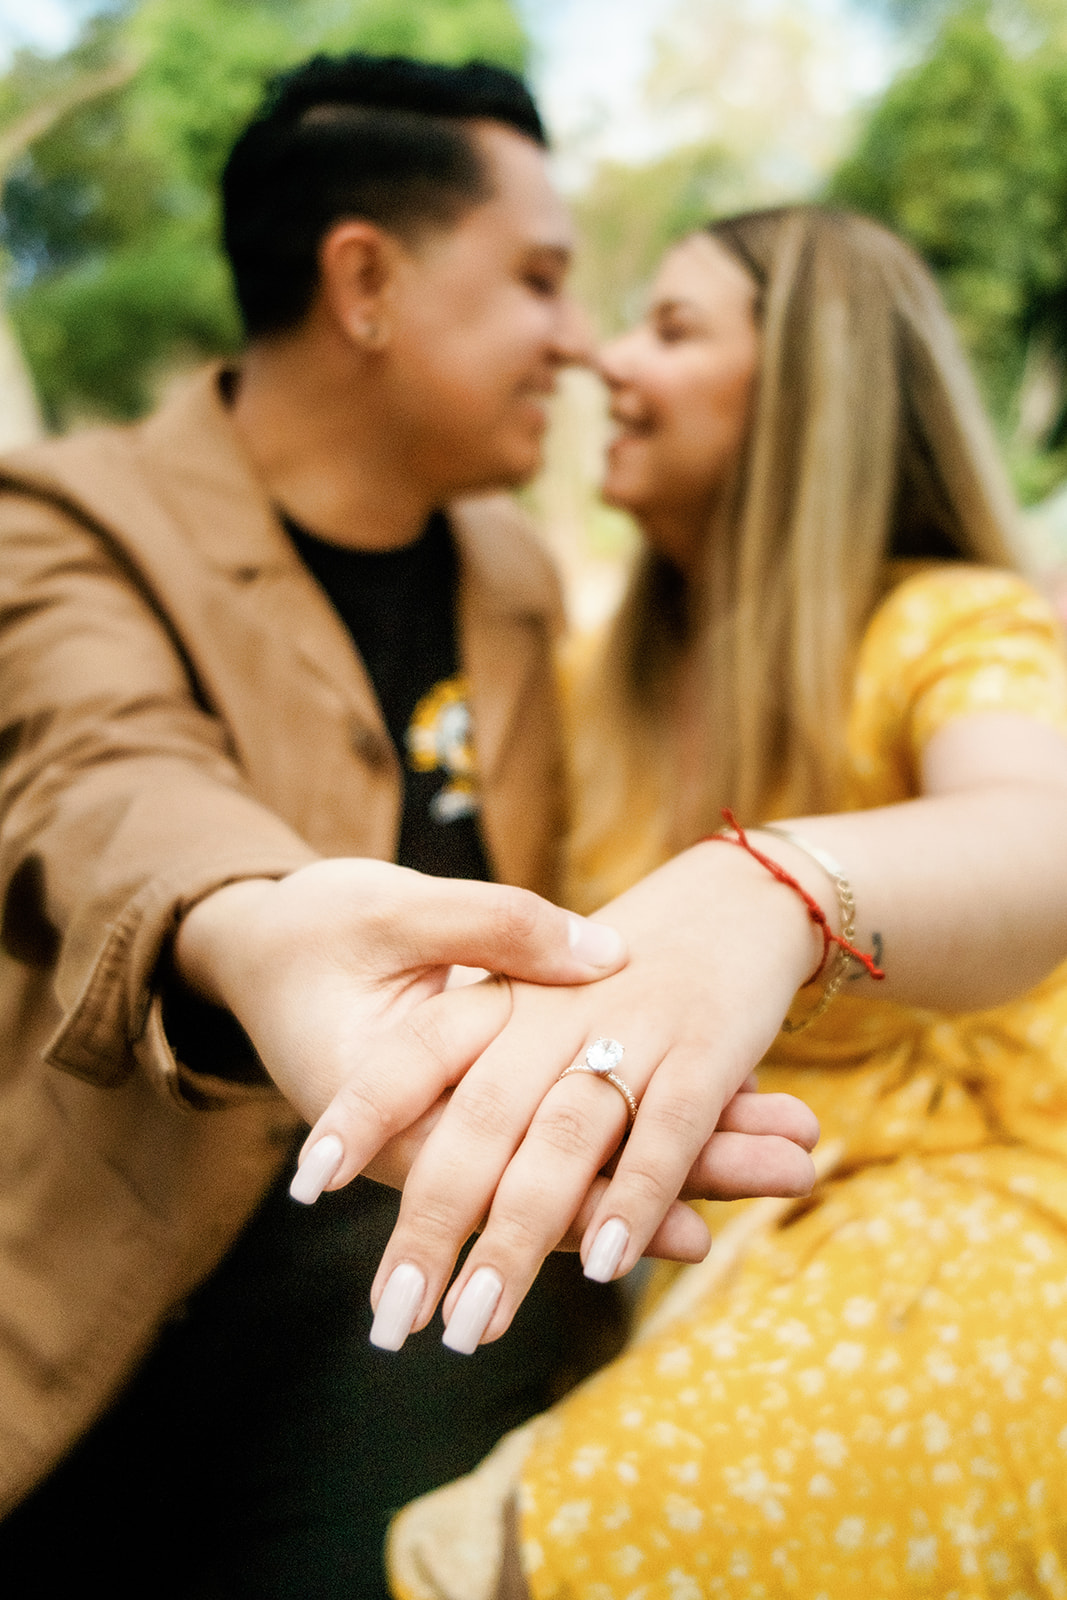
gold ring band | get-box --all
[558,1063,638,1124]
[558,1038,638,1126]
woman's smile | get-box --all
[596,232,759,570]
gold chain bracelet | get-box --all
[754,825,857,1032]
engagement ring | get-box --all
[558,1037,638,1126]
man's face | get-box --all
[381,122,588,497]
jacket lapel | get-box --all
[136,367,390,741]
[137,370,564,775]
[451,494,564,787]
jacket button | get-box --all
[351,721,393,770]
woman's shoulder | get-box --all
[863,561,1062,665]
[847,562,1067,798]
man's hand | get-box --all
[173,855,626,1132]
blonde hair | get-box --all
[567,206,1022,910]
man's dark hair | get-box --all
[222,53,547,339]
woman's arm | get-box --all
[305,709,1067,1352]
[776,711,1067,1011]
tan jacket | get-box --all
[0,367,566,1513]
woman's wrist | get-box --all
[684,833,827,991]
[748,827,848,977]
[704,814,885,1029]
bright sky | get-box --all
[0,0,77,57]
[517,0,896,186]
[519,0,668,151]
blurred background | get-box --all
[0,0,1065,622]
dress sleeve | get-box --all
[854,567,1067,782]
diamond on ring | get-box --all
[557,1038,638,1128]
[585,1037,624,1074]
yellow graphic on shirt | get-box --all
[406,674,480,823]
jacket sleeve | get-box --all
[0,489,319,1106]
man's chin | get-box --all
[452,446,545,497]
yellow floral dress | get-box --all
[389,565,1067,1600]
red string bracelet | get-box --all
[705,809,884,1028]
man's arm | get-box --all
[0,487,629,1108]
[0,490,323,1097]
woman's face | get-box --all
[597,233,760,572]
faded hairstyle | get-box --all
[222,53,546,338]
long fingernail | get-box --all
[442,1267,503,1355]
[289,1133,344,1204]
[568,915,625,970]
[370,1263,426,1351]
[584,1218,629,1282]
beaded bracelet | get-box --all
[708,808,885,1033]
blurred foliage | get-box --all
[829,0,1067,500]
[572,143,742,336]
[570,0,875,339]
[0,0,529,427]
[333,0,527,67]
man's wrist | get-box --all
[172,877,278,1009]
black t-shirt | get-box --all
[286,511,491,882]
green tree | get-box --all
[1,0,529,427]
[829,1,1067,497]
[0,29,137,444]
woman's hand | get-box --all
[347,714,1067,1353]
[299,838,827,1352]
[359,1077,819,1250]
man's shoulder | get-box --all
[0,366,275,580]
[448,493,564,629]
[0,365,237,527]
[0,416,140,504]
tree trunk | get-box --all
[0,57,138,445]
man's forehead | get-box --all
[468,119,575,254]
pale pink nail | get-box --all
[289,1133,344,1205]
[442,1267,503,1355]
[584,1218,629,1282]
[370,1263,426,1351]
[568,915,625,970]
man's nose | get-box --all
[553,295,595,366]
